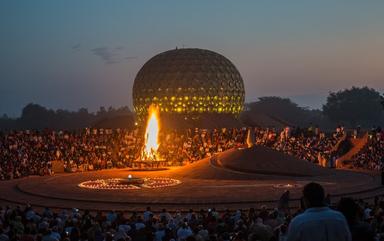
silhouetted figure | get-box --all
[286,182,351,241]
[278,190,290,214]
[381,156,384,185]
[325,194,331,206]
[337,198,375,241]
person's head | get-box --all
[337,198,359,225]
[302,182,325,208]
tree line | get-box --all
[0,104,134,130]
[241,86,384,129]
[0,86,383,130]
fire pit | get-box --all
[132,106,169,170]
[117,175,145,185]
[272,183,302,189]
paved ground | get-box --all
[0,147,382,212]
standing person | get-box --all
[177,222,193,241]
[286,182,351,241]
[143,207,153,222]
[381,156,384,185]
[324,194,331,207]
[337,198,375,241]
[278,190,290,215]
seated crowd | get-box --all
[0,182,380,241]
[351,127,384,171]
[157,128,247,164]
[0,125,353,180]
[251,126,345,166]
[0,128,247,180]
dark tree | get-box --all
[323,87,384,126]
[381,94,384,110]
[242,96,327,127]
[0,103,134,130]
[20,103,55,129]
[247,97,304,120]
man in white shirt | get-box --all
[143,206,153,222]
[160,208,172,222]
[154,224,166,241]
[135,218,146,230]
[177,222,193,241]
[286,182,351,241]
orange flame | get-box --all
[142,106,160,160]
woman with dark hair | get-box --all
[337,198,375,241]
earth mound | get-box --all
[217,146,331,177]
[168,146,332,180]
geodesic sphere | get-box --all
[132,48,245,121]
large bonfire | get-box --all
[141,106,160,161]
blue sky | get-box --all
[1,1,384,116]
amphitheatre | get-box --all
[1,48,383,212]
[4,4,384,241]
[0,143,382,212]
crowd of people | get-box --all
[250,126,345,166]
[0,128,248,180]
[351,127,384,171]
[4,123,384,181]
[1,127,384,240]
[0,182,381,241]
[157,128,247,164]
[0,125,355,180]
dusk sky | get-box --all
[1,0,384,117]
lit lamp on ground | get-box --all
[117,174,144,185]
[78,176,181,190]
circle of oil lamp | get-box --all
[78,177,181,190]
